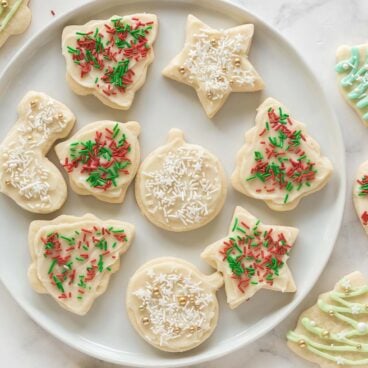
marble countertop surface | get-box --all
[0,0,367,367]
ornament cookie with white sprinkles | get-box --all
[336,43,368,127]
[162,14,264,118]
[62,13,158,110]
[0,0,31,48]
[135,129,227,232]
[28,213,134,315]
[126,257,223,352]
[231,97,333,211]
[201,206,298,309]
[287,272,368,368]
[353,160,368,236]
[0,91,75,214]
[55,120,140,203]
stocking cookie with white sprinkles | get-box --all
[287,272,368,368]
[0,91,75,213]
[162,15,264,118]
[28,213,135,315]
[62,13,158,110]
[353,160,368,236]
[201,206,298,309]
[55,120,140,203]
[0,0,31,48]
[135,129,227,232]
[126,257,223,352]
[231,97,333,211]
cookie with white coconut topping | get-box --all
[55,120,140,203]
[162,14,264,118]
[126,257,223,352]
[135,129,227,232]
[28,213,135,315]
[0,91,75,213]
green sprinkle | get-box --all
[48,259,57,274]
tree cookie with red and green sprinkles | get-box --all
[62,13,158,110]
[231,97,333,211]
[201,206,298,309]
[126,257,223,352]
[353,160,368,235]
[28,213,135,315]
[55,120,140,203]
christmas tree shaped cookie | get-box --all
[126,257,223,352]
[353,160,368,235]
[162,15,264,118]
[28,214,135,315]
[0,91,75,213]
[201,206,298,309]
[287,272,368,368]
[55,120,140,203]
[62,13,158,110]
[0,0,31,48]
[336,44,368,126]
[135,129,227,232]
[231,97,333,211]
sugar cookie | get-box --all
[353,160,368,235]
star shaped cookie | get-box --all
[162,15,264,118]
[201,206,298,309]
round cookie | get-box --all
[135,129,227,231]
[353,160,368,234]
[55,121,140,203]
[126,257,223,352]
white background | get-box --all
[0,0,367,367]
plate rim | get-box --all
[0,0,346,366]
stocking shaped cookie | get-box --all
[135,129,227,232]
[287,272,368,368]
[28,213,135,315]
[62,14,158,110]
[126,257,223,352]
[336,44,368,126]
[0,0,31,48]
[231,97,333,211]
[0,91,75,213]
[162,15,264,118]
[353,160,368,235]
[55,121,140,203]
[201,206,298,309]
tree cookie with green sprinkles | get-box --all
[28,213,135,315]
[287,271,368,368]
[201,206,298,309]
[231,97,333,211]
[55,120,140,203]
[0,0,31,48]
[126,257,223,352]
[62,13,158,110]
[353,160,368,236]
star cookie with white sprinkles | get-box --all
[162,15,264,118]
[201,206,298,309]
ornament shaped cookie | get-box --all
[162,15,264,118]
[62,13,158,110]
[135,129,227,232]
[353,160,368,235]
[0,91,75,213]
[201,206,298,309]
[126,257,223,352]
[0,0,31,48]
[231,97,333,211]
[28,213,135,315]
[336,44,368,126]
[55,121,140,203]
[287,272,368,368]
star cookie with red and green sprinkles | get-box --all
[55,120,140,203]
[201,206,298,309]
[353,160,368,235]
[162,15,264,118]
[62,13,158,110]
[231,97,333,211]
[28,213,135,315]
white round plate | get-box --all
[0,0,345,366]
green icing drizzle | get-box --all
[0,0,24,33]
